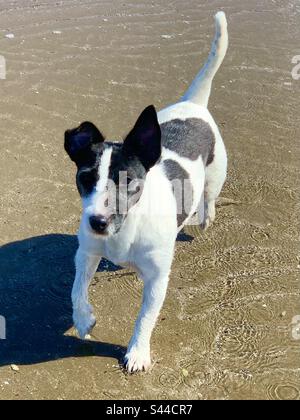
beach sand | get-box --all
[0,0,299,400]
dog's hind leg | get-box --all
[71,247,101,339]
[200,135,227,230]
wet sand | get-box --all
[0,0,299,400]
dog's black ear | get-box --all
[123,105,161,171]
[64,122,105,166]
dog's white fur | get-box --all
[71,12,228,372]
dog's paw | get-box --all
[73,304,96,339]
[124,346,152,373]
[200,217,211,231]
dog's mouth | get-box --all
[91,229,109,237]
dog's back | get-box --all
[155,12,229,230]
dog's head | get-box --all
[65,105,161,237]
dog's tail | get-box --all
[181,12,228,108]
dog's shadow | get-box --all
[0,234,126,368]
[0,232,193,368]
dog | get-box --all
[64,12,228,373]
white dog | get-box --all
[64,12,228,372]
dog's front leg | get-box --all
[124,260,172,373]
[72,247,101,339]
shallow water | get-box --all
[0,0,299,400]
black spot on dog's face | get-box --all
[106,145,147,233]
[76,167,99,197]
[105,105,162,234]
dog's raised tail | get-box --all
[181,12,228,108]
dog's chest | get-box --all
[100,215,139,267]
[102,237,132,267]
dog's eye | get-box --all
[77,170,98,195]
[128,179,142,193]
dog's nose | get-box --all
[89,215,109,234]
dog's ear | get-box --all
[64,122,105,166]
[123,105,161,171]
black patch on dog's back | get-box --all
[164,159,193,227]
[161,118,215,165]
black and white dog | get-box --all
[65,12,228,373]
